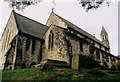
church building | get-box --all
[0,10,119,70]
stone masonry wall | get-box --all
[1,11,18,70]
[4,37,17,70]
[4,33,43,69]
[65,32,83,69]
[15,34,43,68]
[42,25,69,64]
[43,25,91,69]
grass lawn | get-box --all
[2,67,120,80]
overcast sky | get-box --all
[0,0,119,56]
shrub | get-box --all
[116,60,120,70]
[79,54,100,68]
[41,64,53,71]
[88,68,107,77]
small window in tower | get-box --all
[103,35,106,40]
[26,37,30,51]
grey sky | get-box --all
[0,0,119,56]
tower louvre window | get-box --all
[103,35,106,40]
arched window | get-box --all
[51,33,54,48]
[48,31,54,49]
[48,34,51,49]
[96,50,100,59]
[106,55,109,62]
[102,53,106,58]
[89,45,94,54]
[26,37,30,51]
[32,39,36,54]
[80,41,83,52]
[17,37,22,60]
[68,46,72,56]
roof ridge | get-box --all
[12,11,48,39]
[54,12,100,40]
[46,11,55,25]
[52,12,108,47]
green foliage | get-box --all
[79,54,100,68]
[116,60,120,70]
[5,0,110,11]
[2,67,120,80]
[88,68,107,77]
[41,64,54,72]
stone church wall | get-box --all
[42,25,69,64]
[43,25,91,69]
[4,37,17,70]
[64,33,80,69]
[4,33,43,69]
[0,11,19,70]
[64,31,91,69]
[2,11,120,70]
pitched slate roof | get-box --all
[53,12,105,46]
[13,11,48,39]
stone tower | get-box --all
[100,26,110,52]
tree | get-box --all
[79,54,100,68]
[4,0,110,11]
[78,0,110,11]
[116,60,120,70]
[4,0,42,10]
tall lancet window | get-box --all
[32,39,36,54]
[26,37,30,51]
[48,31,54,49]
